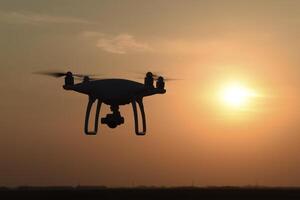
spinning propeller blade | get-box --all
[34,71,67,77]
[133,71,181,82]
[34,71,101,79]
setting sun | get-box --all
[220,83,255,109]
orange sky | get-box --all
[1,0,300,187]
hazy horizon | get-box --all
[1,0,300,187]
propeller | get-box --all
[34,71,101,80]
[133,71,181,82]
[158,77,181,81]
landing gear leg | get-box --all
[84,97,102,135]
[132,98,146,135]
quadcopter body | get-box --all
[57,72,166,135]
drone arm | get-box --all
[132,98,146,135]
[84,98,102,135]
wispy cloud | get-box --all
[0,11,93,25]
[82,31,151,54]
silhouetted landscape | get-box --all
[2,186,300,199]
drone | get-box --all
[37,71,168,135]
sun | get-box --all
[219,82,255,109]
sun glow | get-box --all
[220,82,255,109]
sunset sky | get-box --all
[1,0,300,187]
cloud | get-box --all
[82,31,151,54]
[0,11,93,25]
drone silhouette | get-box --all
[37,71,169,135]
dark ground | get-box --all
[1,186,300,199]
